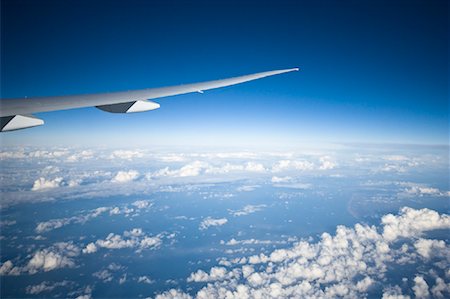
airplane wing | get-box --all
[0,68,299,132]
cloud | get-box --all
[244,162,265,172]
[93,269,113,282]
[158,154,186,162]
[274,182,311,190]
[0,260,21,276]
[31,177,63,191]
[155,289,193,299]
[0,220,16,227]
[413,276,430,298]
[150,161,209,178]
[271,176,311,189]
[272,160,314,172]
[0,150,27,159]
[229,205,266,217]
[34,200,151,234]
[157,207,449,299]
[25,281,73,295]
[318,156,336,170]
[414,239,448,260]
[431,277,449,298]
[199,217,228,230]
[399,184,450,198]
[236,185,260,192]
[82,243,97,254]
[132,200,152,209]
[381,207,450,242]
[271,157,335,172]
[137,276,155,284]
[95,233,137,249]
[119,274,127,284]
[187,267,238,282]
[25,242,80,274]
[176,161,208,177]
[271,176,293,183]
[109,150,144,160]
[92,263,125,283]
[84,229,162,253]
[222,238,288,246]
[384,155,410,161]
[66,150,94,162]
[36,207,110,233]
[140,236,162,249]
[149,160,265,180]
[381,285,410,299]
[380,164,408,173]
[112,170,139,183]
[0,149,69,160]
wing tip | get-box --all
[279,67,300,73]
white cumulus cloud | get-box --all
[382,207,450,242]
[199,217,228,230]
[31,177,63,191]
[112,170,139,183]
[157,207,449,299]
[229,205,267,217]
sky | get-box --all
[1,0,448,147]
[1,2,449,297]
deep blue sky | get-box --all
[1,0,448,147]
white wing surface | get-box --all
[0,68,298,131]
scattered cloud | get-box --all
[109,150,144,160]
[35,207,110,233]
[414,238,448,260]
[221,238,288,246]
[229,205,267,217]
[272,160,314,172]
[89,264,123,285]
[318,156,336,170]
[82,243,97,254]
[132,200,152,209]
[381,207,450,242]
[236,185,260,192]
[137,276,155,284]
[112,170,139,183]
[93,269,113,282]
[413,275,430,298]
[158,207,450,298]
[83,229,162,253]
[1,242,82,276]
[244,162,265,172]
[26,242,80,274]
[0,220,16,227]
[158,154,186,162]
[188,267,239,282]
[399,184,450,198]
[26,280,73,295]
[271,176,292,183]
[66,150,94,162]
[155,289,193,299]
[199,217,228,230]
[31,177,63,191]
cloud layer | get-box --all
[156,207,450,299]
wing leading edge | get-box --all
[0,68,299,131]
